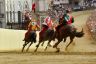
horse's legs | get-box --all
[53,41,61,52]
[55,45,60,52]
[53,39,62,48]
[65,36,74,51]
[34,41,41,52]
[53,39,62,52]
[63,38,67,42]
[41,42,44,46]
[44,40,52,51]
[26,42,33,52]
[22,41,29,52]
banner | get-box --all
[32,3,35,13]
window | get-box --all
[0,2,4,18]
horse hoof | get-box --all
[41,44,43,46]
[26,50,28,52]
[53,45,56,48]
[21,50,23,52]
[34,40,36,43]
[44,47,47,51]
[36,45,39,47]
[56,49,60,53]
[34,50,37,52]
[48,44,52,47]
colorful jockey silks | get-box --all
[64,14,74,25]
[43,16,53,29]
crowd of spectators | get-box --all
[86,9,96,39]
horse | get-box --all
[22,31,37,52]
[34,27,55,52]
[53,25,84,52]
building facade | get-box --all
[1,0,95,29]
[0,0,5,28]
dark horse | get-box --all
[53,25,84,52]
[34,26,55,52]
[22,31,37,52]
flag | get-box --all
[32,3,35,13]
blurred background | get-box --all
[0,0,96,29]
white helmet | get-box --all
[42,22,47,26]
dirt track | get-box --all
[0,53,96,64]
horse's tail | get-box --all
[75,28,84,38]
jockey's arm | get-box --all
[27,22,31,29]
[36,24,40,30]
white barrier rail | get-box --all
[0,28,40,52]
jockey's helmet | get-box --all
[42,22,47,26]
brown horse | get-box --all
[53,25,84,52]
[34,28,55,52]
[22,31,37,52]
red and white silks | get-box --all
[44,16,53,29]
[67,15,73,25]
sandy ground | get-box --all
[0,53,96,64]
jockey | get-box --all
[56,9,74,30]
[24,11,31,30]
[24,11,30,21]
[64,9,76,32]
[54,9,75,38]
[23,19,40,41]
[40,15,53,37]
[44,16,53,29]
[64,9,74,25]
